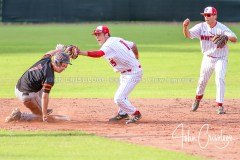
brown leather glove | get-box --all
[212,35,228,48]
[64,45,80,59]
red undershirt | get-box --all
[87,50,105,58]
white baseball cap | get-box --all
[201,6,217,15]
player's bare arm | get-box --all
[228,36,237,43]
[43,49,61,58]
[132,44,139,59]
[78,50,88,56]
[42,92,50,122]
[183,18,191,38]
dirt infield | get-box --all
[1,98,239,160]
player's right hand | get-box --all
[56,44,66,51]
[42,115,48,122]
[183,18,190,27]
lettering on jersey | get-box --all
[29,64,43,72]
[119,40,130,50]
[200,35,214,41]
[109,58,117,67]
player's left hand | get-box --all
[55,44,80,59]
[65,45,80,60]
[212,35,228,48]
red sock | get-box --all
[217,103,223,107]
[195,95,203,101]
[133,110,141,115]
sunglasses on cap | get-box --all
[204,14,215,17]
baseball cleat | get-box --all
[5,108,22,123]
[191,99,200,111]
[216,106,226,114]
[126,112,142,124]
[109,113,129,122]
[47,109,53,115]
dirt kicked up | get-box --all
[1,98,239,160]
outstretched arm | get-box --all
[228,36,237,43]
[42,49,61,58]
[78,50,105,58]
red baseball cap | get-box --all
[201,6,217,15]
[92,25,110,35]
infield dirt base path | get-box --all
[1,98,240,160]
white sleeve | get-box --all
[222,25,237,38]
[100,44,114,58]
[189,23,202,39]
[123,39,134,48]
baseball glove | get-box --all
[56,44,80,59]
[211,35,228,48]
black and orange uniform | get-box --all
[16,56,54,93]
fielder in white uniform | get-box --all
[78,25,143,124]
[183,6,237,114]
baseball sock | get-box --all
[132,110,141,116]
[195,95,203,101]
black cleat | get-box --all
[216,106,226,114]
[126,113,142,124]
[47,109,53,115]
[109,114,129,122]
[191,100,200,111]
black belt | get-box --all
[22,93,29,96]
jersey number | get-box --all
[119,40,130,50]
[109,58,117,67]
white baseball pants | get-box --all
[114,71,142,115]
[15,87,42,110]
[15,87,42,120]
[196,55,228,103]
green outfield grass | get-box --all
[0,23,240,98]
[0,130,203,160]
[2,23,236,160]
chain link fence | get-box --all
[0,0,2,22]
[1,0,240,22]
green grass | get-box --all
[0,23,240,98]
[0,23,225,160]
[0,130,203,160]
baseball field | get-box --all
[0,23,240,160]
